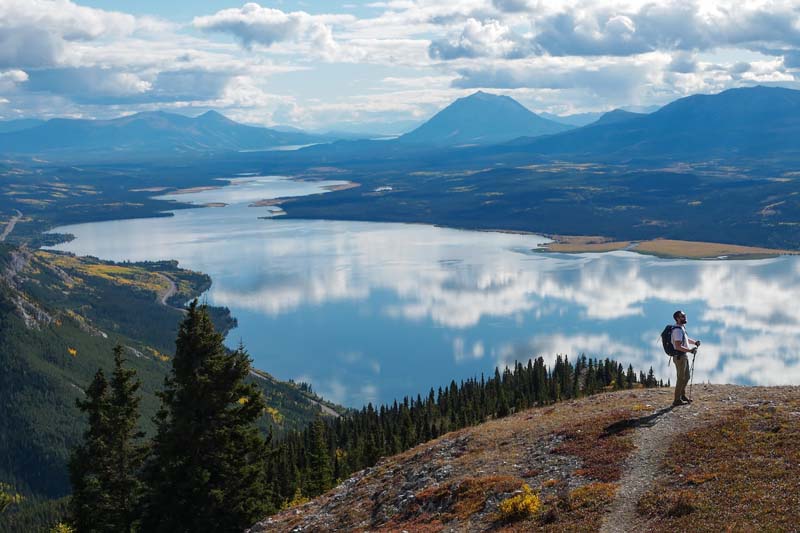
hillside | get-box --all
[400,91,572,146]
[589,109,647,127]
[0,119,45,134]
[510,85,800,160]
[0,110,329,156]
[0,244,342,531]
[251,385,799,532]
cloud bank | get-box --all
[0,0,798,127]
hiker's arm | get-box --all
[673,339,695,353]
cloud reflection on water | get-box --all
[48,191,800,401]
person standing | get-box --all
[671,310,700,406]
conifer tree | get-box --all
[305,417,333,497]
[69,347,145,533]
[626,364,636,388]
[140,301,271,532]
[69,369,111,533]
[106,346,146,533]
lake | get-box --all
[47,176,800,406]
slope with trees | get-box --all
[0,246,342,533]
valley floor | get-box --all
[250,384,799,532]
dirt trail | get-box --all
[599,389,718,532]
[156,273,177,306]
[0,209,22,241]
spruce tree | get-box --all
[305,417,333,497]
[69,347,145,533]
[140,302,271,533]
[69,369,111,533]
[107,345,145,533]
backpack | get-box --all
[660,325,680,357]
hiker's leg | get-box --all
[674,356,688,403]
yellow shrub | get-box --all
[0,483,23,513]
[281,488,310,510]
[50,522,75,533]
[497,484,541,522]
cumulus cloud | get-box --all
[451,53,669,103]
[434,1,800,60]
[193,2,352,57]
[24,68,151,102]
[0,69,28,94]
[491,0,534,13]
[0,0,150,68]
[1,0,799,128]
[495,332,641,371]
[429,18,531,59]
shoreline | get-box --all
[537,235,798,259]
[56,177,800,261]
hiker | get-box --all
[670,310,700,406]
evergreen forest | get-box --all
[30,301,663,532]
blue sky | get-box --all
[1,0,799,129]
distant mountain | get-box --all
[319,119,423,138]
[588,109,647,127]
[0,110,333,156]
[0,118,45,133]
[399,91,572,146]
[540,111,604,127]
[510,86,800,159]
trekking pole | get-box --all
[689,348,697,400]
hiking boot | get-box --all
[681,396,693,403]
[672,400,685,407]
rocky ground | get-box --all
[249,385,799,532]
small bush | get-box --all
[281,488,310,510]
[497,484,541,522]
[569,482,618,510]
[50,523,75,533]
[638,488,696,518]
[666,490,695,518]
[686,472,718,485]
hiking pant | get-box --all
[673,354,690,403]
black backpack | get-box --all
[660,325,680,356]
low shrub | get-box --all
[497,484,541,522]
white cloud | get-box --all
[0,0,799,127]
[482,0,800,58]
[193,3,353,55]
[429,18,529,59]
[453,337,487,362]
[0,0,155,69]
[451,52,671,104]
[495,332,641,371]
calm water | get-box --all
[48,176,800,406]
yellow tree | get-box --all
[0,482,23,514]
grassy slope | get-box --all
[638,394,800,531]
[0,245,343,532]
[254,385,799,532]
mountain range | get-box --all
[506,85,800,160]
[3,86,800,161]
[0,110,332,155]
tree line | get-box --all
[65,301,663,532]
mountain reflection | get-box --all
[48,183,800,404]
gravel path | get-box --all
[600,391,708,533]
[156,273,178,306]
[0,209,22,241]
